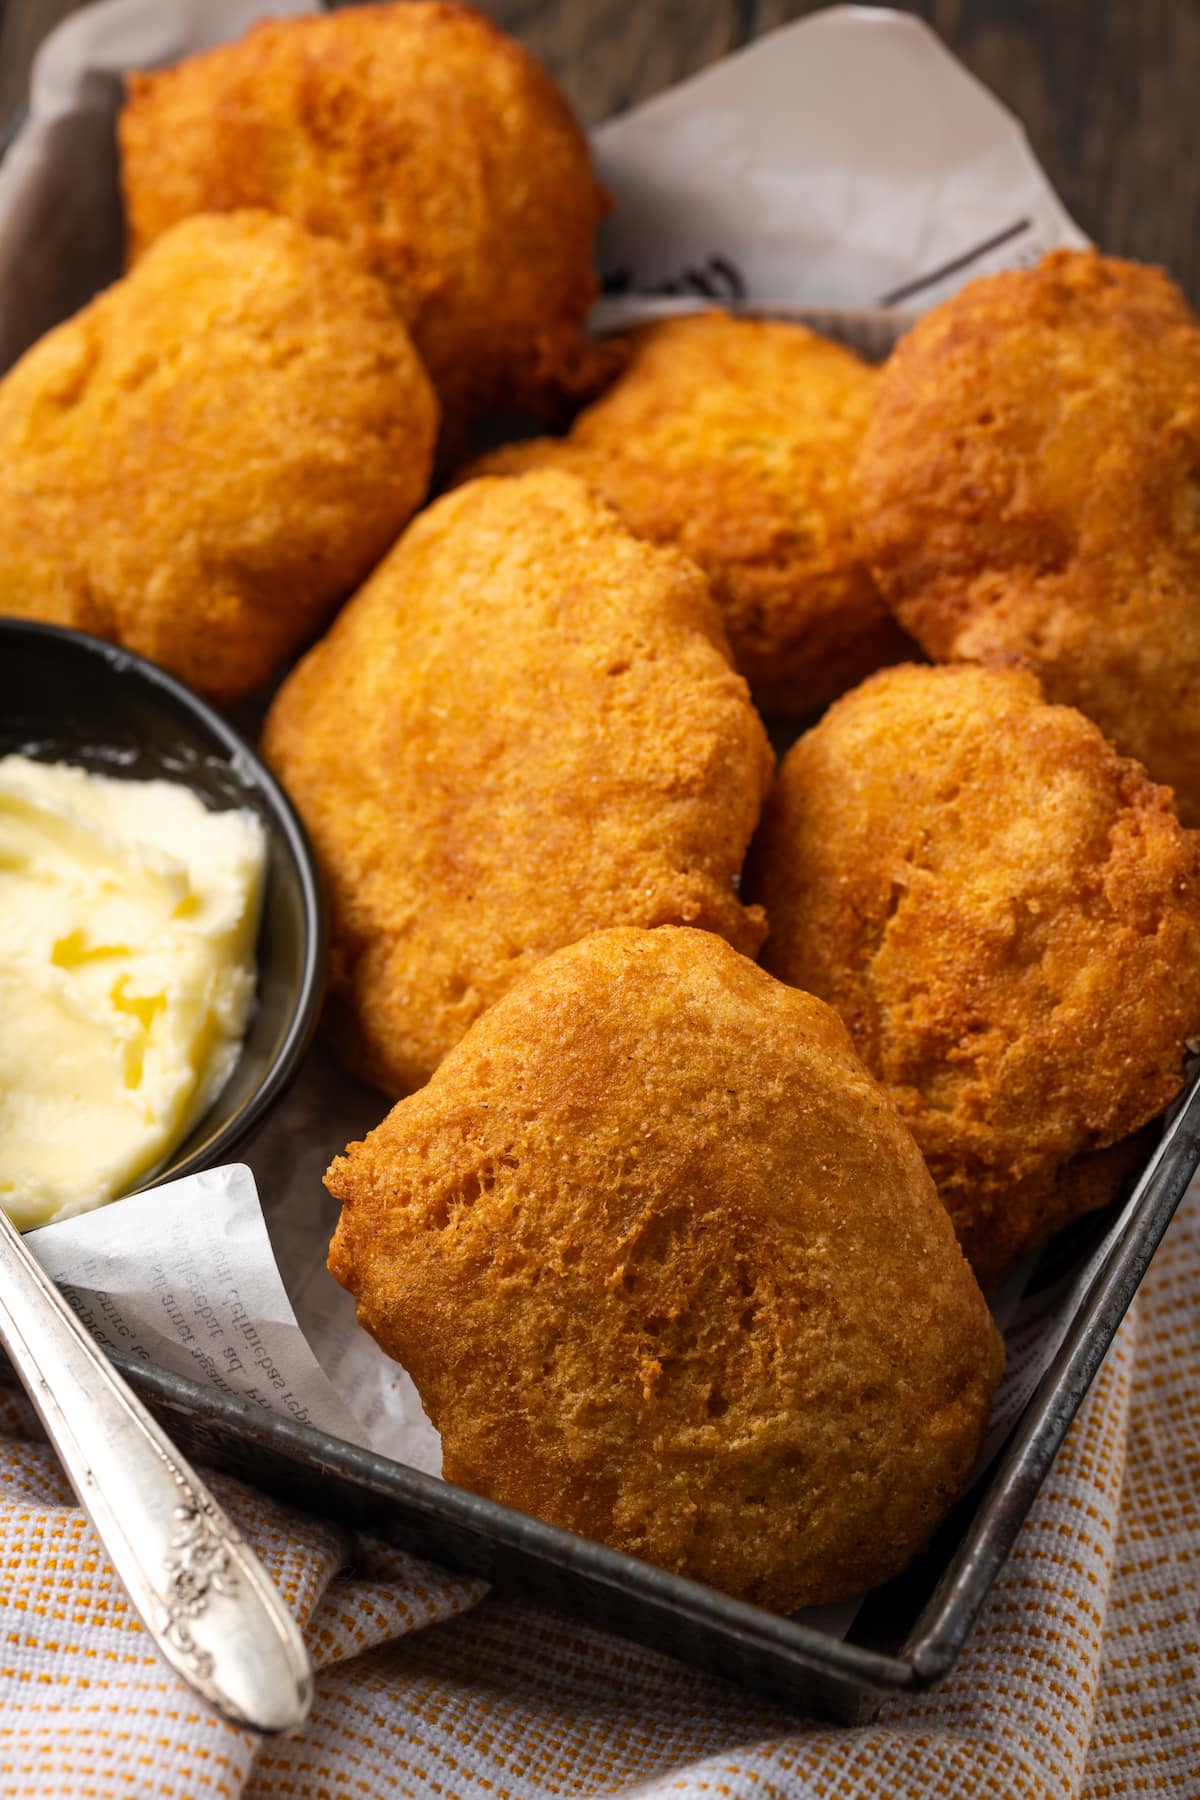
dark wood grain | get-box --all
[763,0,1200,297]
[2,0,1196,297]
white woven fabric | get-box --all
[1,1184,1195,1799]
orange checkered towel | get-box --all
[0,1184,1196,1798]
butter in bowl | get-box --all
[0,618,326,1227]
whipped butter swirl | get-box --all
[0,754,266,1228]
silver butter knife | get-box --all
[0,1203,314,1735]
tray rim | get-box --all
[900,1067,1200,1676]
[0,83,1196,1712]
[6,1070,1193,1719]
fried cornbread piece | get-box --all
[747,663,1200,1287]
[467,312,911,713]
[855,250,1200,822]
[327,926,1003,1611]
[263,471,774,1095]
[0,211,436,703]
[119,2,607,428]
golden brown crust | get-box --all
[119,1,608,427]
[327,926,1003,1611]
[746,662,1200,1287]
[467,312,913,714]
[263,470,774,1095]
[0,211,436,703]
[855,249,1200,822]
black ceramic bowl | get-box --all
[0,619,326,1198]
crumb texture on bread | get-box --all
[467,311,913,714]
[264,471,774,1094]
[119,1,608,425]
[747,661,1200,1285]
[855,249,1200,822]
[327,926,1003,1612]
[0,210,436,701]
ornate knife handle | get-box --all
[0,1204,313,1735]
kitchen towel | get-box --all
[0,1178,1194,1798]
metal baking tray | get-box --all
[1,84,1196,1712]
[4,1076,1197,1722]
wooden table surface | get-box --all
[2,0,1197,301]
